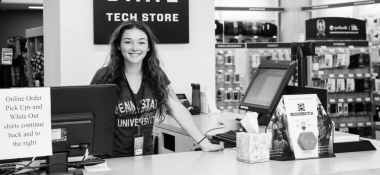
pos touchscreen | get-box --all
[239,60,296,126]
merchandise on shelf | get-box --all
[309,41,375,138]
[215,44,247,114]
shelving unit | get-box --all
[215,3,283,43]
[310,41,375,138]
[246,42,292,80]
[25,26,43,87]
[215,43,247,113]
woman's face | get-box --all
[119,28,150,65]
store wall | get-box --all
[44,0,216,103]
[0,10,42,49]
[280,0,311,42]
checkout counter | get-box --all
[80,113,380,175]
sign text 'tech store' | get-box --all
[93,0,189,44]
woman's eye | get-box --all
[139,42,146,45]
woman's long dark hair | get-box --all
[92,20,171,123]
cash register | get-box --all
[212,60,297,147]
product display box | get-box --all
[268,94,334,161]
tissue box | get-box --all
[236,132,271,164]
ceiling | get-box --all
[0,2,43,10]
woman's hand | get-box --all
[199,139,223,152]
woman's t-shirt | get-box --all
[91,69,170,157]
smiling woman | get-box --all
[90,20,222,158]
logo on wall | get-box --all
[306,17,366,41]
[93,0,189,44]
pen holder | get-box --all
[236,132,271,164]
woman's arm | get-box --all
[165,85,222,151]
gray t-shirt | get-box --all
[91,68,170,157]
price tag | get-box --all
[365,73,371,77]
[376,122,380,126]
[375,97,380,101]
[348,74,354,78]
[330,99,336,103]
[338,74,344,78]
[360,48,366,52]
[372,46,377,49]
[349,45,355,49]
[356,98,362,102]
[367,122,372,126]
[347,98,353,102]
[369,42,373,46]
[357,74,363,78]
[319,71,324,75]
[329,49,335,53]
[339,48,345,52]
[254,36,258,39]
[348,123,353,127]
[358,123,364,127]
[329,74,335,78]
[374,73,378,77]
[338,99,344,103]
[340,123,346,127]
[273,36,277,39]
[269,50,274,53]
[259,50,264,53]
[234,36,239,39]
[365,98,371,102]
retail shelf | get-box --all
[302,0,380,11]
[312,73,376,79]
[26,26,43,38]
[215,6,284,12]
[328,97,371,103]
[336,121,376,128]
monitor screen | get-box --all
[239,60,296,126]
[244,69,287,108]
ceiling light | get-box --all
[28,6,43,9]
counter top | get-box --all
[82,139,380,175]
[154,112,244,136]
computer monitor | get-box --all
[0,85,117,174]
[239,60,296,126]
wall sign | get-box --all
[1,48,13,65]
[93,0,189,44]
[306,17,366,41]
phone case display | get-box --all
[246,43,292,81]
[215,44,247,113]
[310,41,375,138]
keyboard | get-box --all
[212,130,237,148]
[70,157,105,167]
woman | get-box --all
[91,20,222,157]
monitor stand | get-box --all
[43,152,83,175]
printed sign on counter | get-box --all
[0,88,52,160]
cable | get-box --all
[205,127,225,135]
[0,157,40,175]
